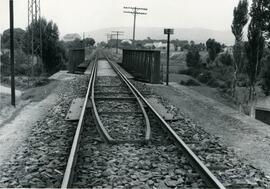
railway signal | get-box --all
[123,6,147,46]
[111,31,124,54]
[164,28,174,86]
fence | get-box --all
[122,49,161,84]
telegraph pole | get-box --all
[10,0,15,106]
[111,31,124,54]
[105,34,111,43]
[107,33,116,49]
[105,33,115,43]
[123,6,147,46]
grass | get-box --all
[1,76,50,90]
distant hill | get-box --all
[85,27,235,45]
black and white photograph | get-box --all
[0,0,270,188]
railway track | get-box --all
[91,54,150,144]
[61,50,225,188]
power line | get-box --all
[105,33,115,43]
[123,6,147,45]
[28,0,42,74]
[111,31,124,54]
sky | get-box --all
[0,0,249,38]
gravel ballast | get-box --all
[131,80,270,188]
[72,110,206,188]
[0,74,89,188]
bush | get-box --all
[178,68,202,78]
[180,79,200,86]
[186,49,201,67]
[197,70,213,83]
[216,80,227,89]
[216,52,233,66]
[207,78,220,88]
[237,73,249,87]
[178,69,193,75]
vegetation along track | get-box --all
[61,50,225,188]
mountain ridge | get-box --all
[83,27,235,45]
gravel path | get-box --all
[72,110,206,188]
[131,80,270,188]
[0,75,89,188]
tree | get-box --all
[245,0,265,101]
[2,28,26,50]
[218,52,233,66]
[84,38,95,47]
[107,39,117,48]
[261,54,270,95]
[259,0,270,47]
[64,38,83,49]
[25,18,67,74]
[120,41,132,49]
[98,41,107,48]
[206,38,222,62]
[231,0,249,98]
[186,48,201,68]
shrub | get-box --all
[206,38,222,62]
[237,73,249,87]
[217,52,233,66]
[197,70,213,83]
[178,69,193,75]
[207,78,220,88]
[180,79,200,86]
[186,49,201,67]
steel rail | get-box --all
[90,57,114,143]
[105,53,226,189]
[61,55,98,188]
[91,54,151,143]
[106,55,151,142]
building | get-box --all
[224,46,233,54]
[144,43,155,49]
[62,33,81,42]
[121,39,132,44]
[144,42,174,50]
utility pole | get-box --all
[105,33,114,43]
[164,28,174,86]
[83,32,85,48]
[111,31,124,54]
[123,6,147,46]
[106,33,116,49]
[10,0,15,106]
